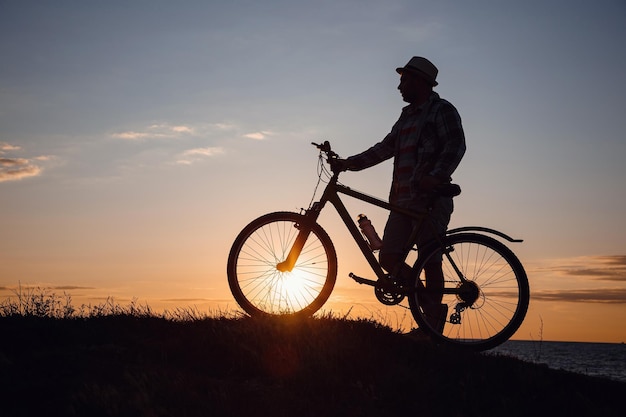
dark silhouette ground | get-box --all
[1,314,623,417]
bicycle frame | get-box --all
[278,169,429,285]
[278,164,523,291]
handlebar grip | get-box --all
[312,141,332,152]
[312,140,338,158]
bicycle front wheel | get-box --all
[408,233,529,351]
[227,212,337,317]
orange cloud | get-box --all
[532,288,626,304]
[0,157,42,182]
[555,255,626,282]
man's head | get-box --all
[396,57,438,105]
[396,56,438,86]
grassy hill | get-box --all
[1,293,624,417]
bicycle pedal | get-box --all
[348,272,377,286]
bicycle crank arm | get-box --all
[349,273,378,286]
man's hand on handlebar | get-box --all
[312,141,352,173]
[329,158,350,173]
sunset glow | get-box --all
[1,1,625,343]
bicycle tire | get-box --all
[408,233,529,351]
[227,212,338,317]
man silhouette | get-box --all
[336,56,466,333]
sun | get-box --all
[271,266,325,313]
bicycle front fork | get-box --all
[276,211,320,272]
[276,227,311,272]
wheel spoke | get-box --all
[411,233,529,351]
[227,213,337,316]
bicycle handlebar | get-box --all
[312,141,343,174]
[311,141,338,158]
[311,140,461,197]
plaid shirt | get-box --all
[346,92,466,204]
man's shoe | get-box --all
[423,303,448,334]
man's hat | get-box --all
[396,56,439,86]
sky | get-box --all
[1,0,625,343]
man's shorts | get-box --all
[380,196,453,257]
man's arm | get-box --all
[428,102,466,179]
[342,130,397,171]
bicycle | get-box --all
[227,141,529,351]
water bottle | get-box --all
[357,214,383,251]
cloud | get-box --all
[528,255,626,304]
[112,123,196,141]
[211,123,237,131]
[243,131,272,140]
[563,268,626,282]
[594,255,626,266]
[532,288,626,304]
[113,122,274,144]
[111,131,152,140]
[0,157,29,166]
[52,286,95,290]
[34,155,54,162]
[171,126,194,134]
[110,121,274,167]
[149,124,195,134]
[1,142,21,153]
[0,143,56,183]
[0,284,94,291]
[0,156,43,182]
[182,147,224,157]
[176,146,224,165]
[554,255,626,282]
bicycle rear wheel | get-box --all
[408,233,529,351]
[227,212,337,317]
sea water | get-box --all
[490,340,626,382]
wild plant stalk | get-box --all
[0,284,75,318]
[0,285,215,321]
[530,316,544,362]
